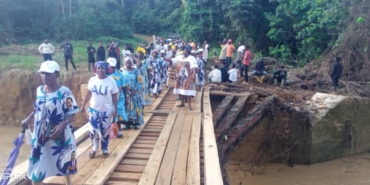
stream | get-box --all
[228,153,370,185]
[0,126,31,173]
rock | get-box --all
[304,93,370,163]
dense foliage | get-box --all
[0,0,367,66]
[0,0,132,43]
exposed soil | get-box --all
[133,33,154,43]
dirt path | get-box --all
[133,33,154,43]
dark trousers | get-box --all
[225,57,232,67]
[332,77,339,88]
[64,55,76,71]
[88,57,95,72]
[238,61,244,76]
[243,64,249,82]
[43,54,52,61]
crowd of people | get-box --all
[22,36,343,185]
[25,37,210,185]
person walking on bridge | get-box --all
[38,39,54,61]
[121,57,144,130]
[21,61,79,185]
[107,58,128,138]
[165,47,198,110]
[81,61,118,158]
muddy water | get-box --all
[0,126,31,172]
[228,153,370,185]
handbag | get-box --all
[45,121,65,141]
[41,86,65,141]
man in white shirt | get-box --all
[122,44,131,64]
[236,41,245,76]
[208,65,222,83]
[203,41,209,60]
[38,39,55,61]
[228,63,238,83]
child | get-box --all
[228,63,238,83]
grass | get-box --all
[0,35,146,73]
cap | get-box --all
[107,57,117,67]
[197,49,204,53]
[38,61,60,73]
[160,50,166,54]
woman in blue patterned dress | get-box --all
[150,50,164,97]
[132,52,152,107]
[21,61,79,185]
[107,57,128,138]
[160,50,169,88]
[196,49,205,91]
[121,57,144,130]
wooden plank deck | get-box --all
[15,85,224,185]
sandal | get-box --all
[189,107,193,110]
[132,125,138,130]
[177,104,185,107]
[117,131,123,138]
[103,152,109,158]
[89,151,96,159]
[123,125,131,130]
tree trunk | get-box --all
[69,0,71,17]
[61,0,64,15]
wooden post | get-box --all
[61,0,65,15]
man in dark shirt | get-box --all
[127,43,134,53]
[220,62,229,82]
[60,39,76,71]
[115,44,121,70]
[96,42,105,61]
[87,41,96,72]
[107,43,117,59]
[252,59,267,76]
[273,65,287,86]
[329,56,343,93]
[252,59,267,83]
[146,43,154,57]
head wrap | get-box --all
[124,57,134,64]
[185,45,192,54]
[94,61,113,75]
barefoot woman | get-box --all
[165,47,198,110]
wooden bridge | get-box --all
[10,87,223,185]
